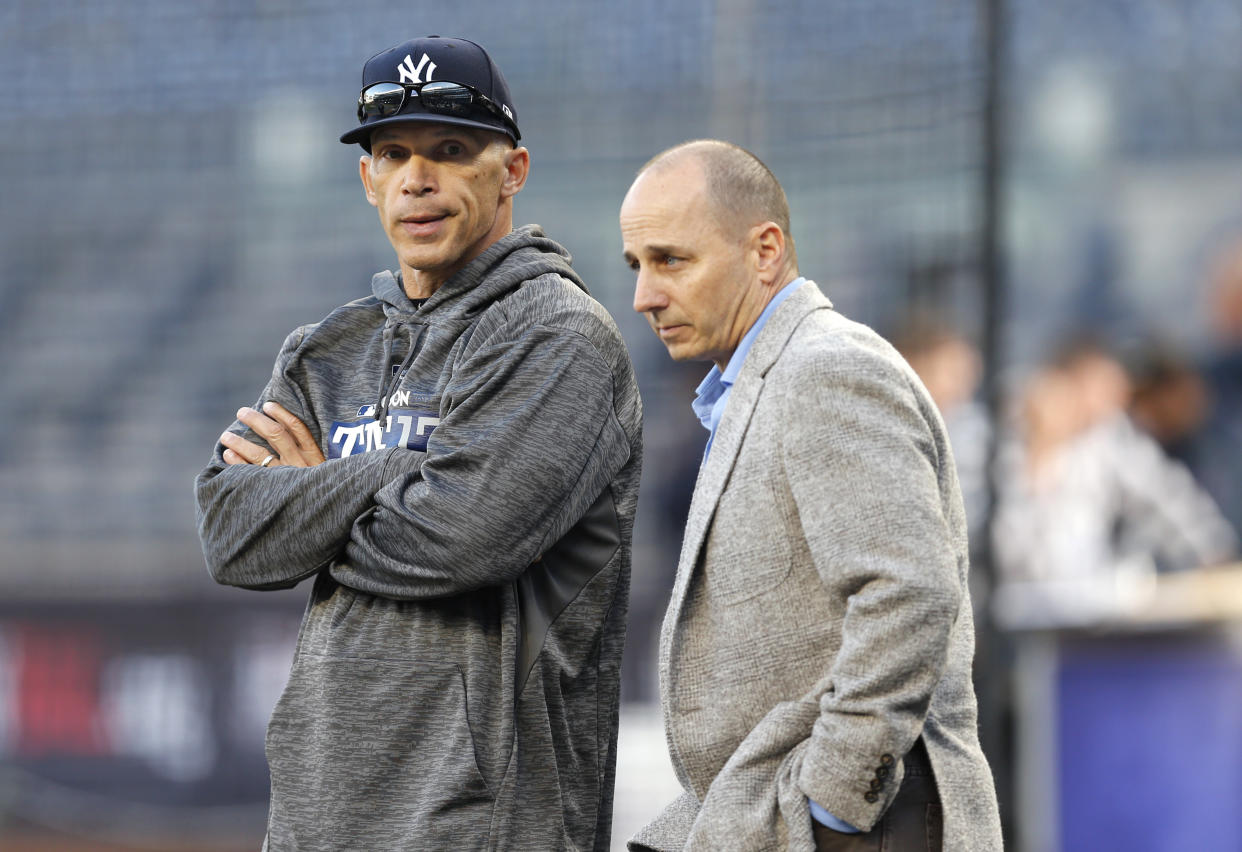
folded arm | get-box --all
[194,329,424,590]
[196,445,415,590]
[333,324,630,600]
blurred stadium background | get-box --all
[3,1,1242,849]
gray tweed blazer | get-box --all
[630,281,1002,851]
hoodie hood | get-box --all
[368,225,586,422]
[370,225,588,323]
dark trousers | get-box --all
[812,739,942,852]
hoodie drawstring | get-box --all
[374,321,425,423]
[374,320,396,421]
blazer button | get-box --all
[876,765,890,780]
[880,753,895,766]
[864,791,879,803]
[869,778,883,791]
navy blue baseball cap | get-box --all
[341,36,520,151]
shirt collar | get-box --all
[691,277,805,424]
[710,276,804,387]
[720,276,804,386]
[691,369,725,428]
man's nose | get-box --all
[632,268,667,314]
[400,155,437,195]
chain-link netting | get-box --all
[3,0,1242,845]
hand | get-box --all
[220,402,326,468]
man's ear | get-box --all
[500,146,530,199]
[751,222,787,285]
[359,155,378,207]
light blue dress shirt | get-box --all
[690,276,861,835]
[691,277,804,459]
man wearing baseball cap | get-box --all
[196,36,642,851]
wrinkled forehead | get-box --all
[634,155,707,198]
[369,121,507,148]
[623,162,711,226]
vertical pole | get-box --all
[977,0,1015,845]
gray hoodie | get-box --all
[196,226,643,851]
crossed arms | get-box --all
[195,323,631,599]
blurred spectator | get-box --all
[992,338,1238,602]
[893,318,984,414]
[1127,342,1212,466]
[1191,239,1242,536]
[892,318,991,547]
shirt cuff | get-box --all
[808,798,862,833]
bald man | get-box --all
[620,140,1001,851]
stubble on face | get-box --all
[363,124,516,298]
[621,160,758,369]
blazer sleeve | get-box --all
[782,342,964,830]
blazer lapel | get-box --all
[660,281,834,654]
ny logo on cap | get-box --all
[397,53,437,85]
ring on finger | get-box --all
[259,454,276,467]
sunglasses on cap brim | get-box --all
[356,80,520,140]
